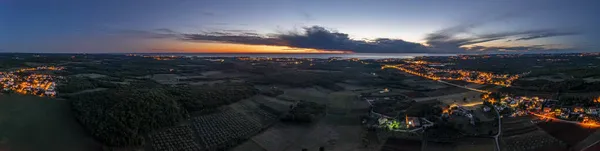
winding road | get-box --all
[493,108,502,151]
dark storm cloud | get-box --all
[514,31,579,41]
[182,26,430,53]
[275,26,354,51]
[274,26,430,52]
[353,38,430,53]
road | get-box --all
[383,64,489,94]
[493,107,502,151]
[574,130,600,151]
[413,92,473,102]
[528,112,600,127]
[437,80,490,93]
[529,111,600,151]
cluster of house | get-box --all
[0,66,63,97]
[362,94,434,132]
[488,96,544,116]
[442,104,475,125]
[486,95,600,124]
[538,100,600,121]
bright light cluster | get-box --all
[483,94,600,128]
[0,66,63,97]
[382,64,526,87]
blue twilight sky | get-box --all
[1,0,599,53]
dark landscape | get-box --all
[0,53,598,151]
[2,0,600,151]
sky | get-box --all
[1,0,599,53]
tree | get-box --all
[70,88,187,146]
[281,101,325,123]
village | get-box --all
[485,93,600,127]
[0,66,64,97]
[361,53,600,150]
[380,59,600,130]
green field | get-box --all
[0,95,101,151]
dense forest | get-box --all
[70,88,188,146]
[69,81,258,147]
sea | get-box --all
[140,53,457,59]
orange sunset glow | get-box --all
[150,42,351,53]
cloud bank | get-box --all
[183,26,430,53]
[121,25,579,53]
